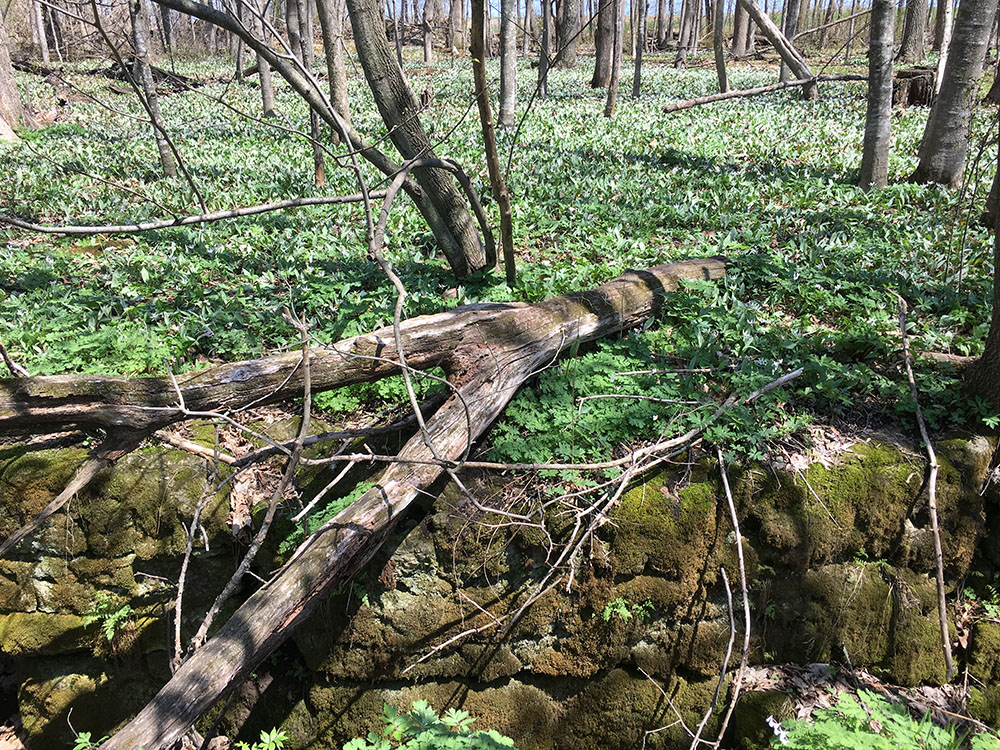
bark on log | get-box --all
[77,257,726,750]
[662,74,865,113]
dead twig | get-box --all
[893,291,955,680]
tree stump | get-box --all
[893,67,936,107]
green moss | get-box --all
[969,684,1000,728]
[611,473,719,592]
[970,621,1000,685]
[0,612,89,655]
[0,448,87,545]
[729,690,795,750]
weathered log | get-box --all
[92,257,726,750]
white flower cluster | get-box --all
[767,715,789,746]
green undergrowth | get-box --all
[2,53,997,457]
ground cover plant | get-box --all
[2,55,996,460]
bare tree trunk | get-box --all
[33,0,50,62]
[668,0,675,42]
[255,5,277,115]
[592,0,613,84]
[934,0,954,90]
[713,0,728,90]
[423,0,434,61]
[933,0,947,48]
[859,0,893,190]
[0,9,32,140]
[633,0,646,96]
[845,0,858,58]
[349,0,489,274]
[449,0,460,49]
[604,0,623,115]
[316,0,351,130]
[160,4,174,55]
[555,0,581,65]
[471,0,515,282]
[522,0,534,52]
[131,0,177,177]
[780,0,801,80]
[898,0,928,60]
[539,0,551,95]
[674,0,692,64]
[817,0,836,47]
[732,0,749,53]
[966,201,1000,412]
[913,0,997,186]
[395,0,405,65]
[656,0,667,44]
[500,0,517,124]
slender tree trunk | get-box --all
[33,0,50,62]
[604,0,623,115]
[818,0,836,47]
[845,0,858,58]
[522,0,534,52]
[316,0,351,128]
[471,0,515,282]
[934,0,954,91]
[633,0,646,95]
[656,0,667,44]
[254,0,277,117]
[423,0,434,61]
[591,0,613,85]
[674,0,692,64]
[859,0,893,190]
[555,0,581,64]
[500,0,517,124]
[668,0,675,42]
[913,0,998,186]
[713,0,728,90]
[396,0,405,65]
[933,0,947,47]
[966,195,1000,411]
[131,0,177,177]
[160,4,174,55]
[898,0,929,61]
[449,0,460,49]
[780,0,801,80]
[539,0,551,95]
[347,0,489,275]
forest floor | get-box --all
[1,49,997,466]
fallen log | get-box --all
[663,74,866,113]
[736,0,818,99]
[71,257,727,750]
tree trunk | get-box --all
[898,0,928,60]
[0,10,32,140]
[523,0,534,52]
[933,0,947,48]
[656,0,667,44]
[592,0,613,85]
[817,0,836,48]
[633,0,647,96]
[912,0,997,187]
[780,0,801,80]
[78,258,724,750]
[471,0,515,282]
[539,0,551,95]
[604,0,623,115]
[713,0,728,91]
[966,187,1000,411]
[423,0,434,61]
[131,0,177,177]
[151,0,489,279]
[738,0,818,97]
[252,0,274,117]
[347,0,489,275]
[449,0,461,50]
[732,0,749,54]
[555,0,581,65]
[316,0,351,128]
[500,0,517,125]
[33,0,50,63]
[859,0,893,190]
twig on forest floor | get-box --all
[0,339,28,377]
[690,567,737,749]
[893,291,955,681]
[713,449,753,747]
[155,430,239,465]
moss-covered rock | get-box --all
[0,612,89,655]
[729,690,795,750]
